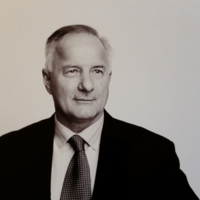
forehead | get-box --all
[55,33,108,65]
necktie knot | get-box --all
[69,135,85,152]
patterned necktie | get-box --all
[60,135,92,200]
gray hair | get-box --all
[45,25,112,71]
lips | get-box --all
[74,99,94,101]
[74,98,95,103]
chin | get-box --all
[75,108,101,121]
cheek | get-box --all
[96,81,109,99]
[55,81,80,105]
[50,80,66,100]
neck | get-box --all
[56,111,103,133]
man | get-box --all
[0,25,198,200]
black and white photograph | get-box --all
[0,1,199,199]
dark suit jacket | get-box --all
[0,111,198,200]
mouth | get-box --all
[74,99,95,103]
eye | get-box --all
[68,69,78,73]
[95,69,102,73]
[92,69,104,76]
[65,68,80,77]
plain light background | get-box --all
[0,0,199,197]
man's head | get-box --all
[42,25,112,130]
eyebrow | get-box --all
[62,65,105,69]
[62,65,81,70]
[92,65,105,69]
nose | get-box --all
[78,72,94,92]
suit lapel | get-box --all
[92,111,130,200]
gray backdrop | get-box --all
[0,0,199,197]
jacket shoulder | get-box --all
[113,117,174,147]
[0,116,54,149]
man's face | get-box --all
[46,33,111,123]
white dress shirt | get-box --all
[51,114,104,200]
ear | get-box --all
[42,68,52,94]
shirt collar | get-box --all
[54,113,104,151]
